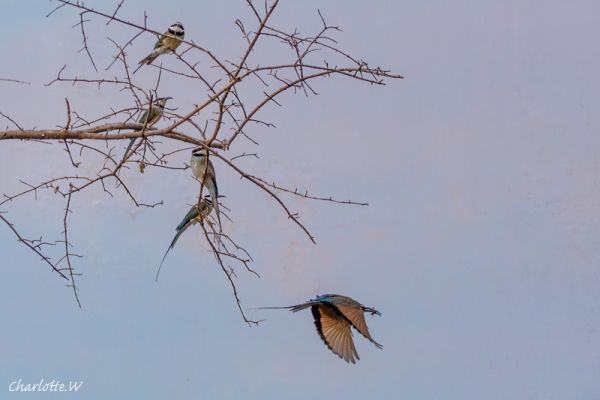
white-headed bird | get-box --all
[260,294,382,364]
[124,96,171,160]
[190,147,222,230]
[138,22,185,67]
[155,196,214,281]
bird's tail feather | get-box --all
[290,303,312,312]
[155,245,172,282]
[155,221,191,282]
[132,63,144,74]
[254,306,295,311]
[122,138,136,162]
[133,51,158,74]
[254,303,312,312]
[207,179,222,231]
[139,50,158,66]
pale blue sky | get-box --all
[1,0,600,399]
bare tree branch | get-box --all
[1,0,403,317]
[0,214,68,280]
[60,192,82,307]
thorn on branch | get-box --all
[76,12,99,73]
[0,214,69,280]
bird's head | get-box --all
[192,147,208,158]
[156,96,172,107]
[169,22,185,37]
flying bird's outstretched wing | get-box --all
[311,304,359,364]
[334,304,383,349]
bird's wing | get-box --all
[154,33,168,49]
[137,109,149,124]
[176,206,200,232]
[140,105,162,127]
[334,304,383,349]
[207,160,218,197]
[311,304,359,364]
[206,176,218,204]
[207,176,222,231]
[206,160,221,231]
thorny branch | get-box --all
[0,0,402,321]
[0,214,68,280]
[61,192,82,307]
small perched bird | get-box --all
[123,97,171,161]
[155,196,214,281]
[260,294,382,364]
[137,22,185,68]
[190,147,222,230]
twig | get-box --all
[0,214,68,280]
[61,191,82,307]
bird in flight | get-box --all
[260,294,382,363]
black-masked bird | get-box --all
[138,22,185,67]
[190,147,222,230]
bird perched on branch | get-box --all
[259,294,383,364]
[136,22,185,69]
[123,96,171,163]
[191,147,222,230]
[155,196,214,281]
